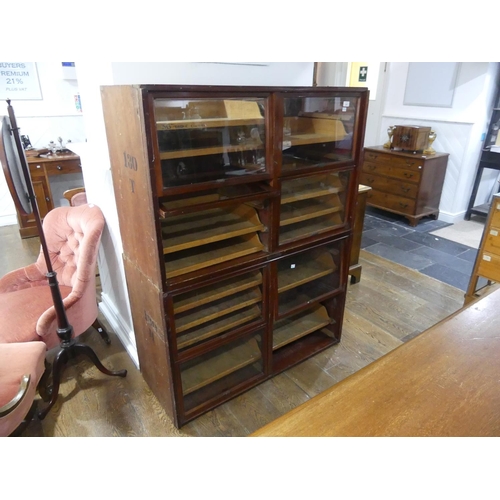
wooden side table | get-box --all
[349,184,371,284]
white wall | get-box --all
[0,62,86,225]
[378,62,500,223]
[75,62,315,367]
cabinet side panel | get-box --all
[416,156,448,215]
[123,256,176,423]
[101,85,163,286]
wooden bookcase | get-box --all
[101,84,369,427]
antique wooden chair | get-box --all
[63,187,87,207]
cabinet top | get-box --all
[102,83,370,96]
[27,152,79,164]
[364,145,449,159]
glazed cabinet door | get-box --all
[270,237,348,373]
[279,93,362,176]
[165,263,270,422]
[152,95,272,195]
[278,168,354,248]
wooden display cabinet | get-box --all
[101,84,369,427]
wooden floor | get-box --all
[0,224,465,437]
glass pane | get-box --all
[162,201,267,279]
[154,97,267,189]
[158,183,273,214]
[279,170,351,245]
[181,331,264,412]
[282,96,358,173]
[276,242,342,317]
[172,270,264,351]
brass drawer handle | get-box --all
[403,172,413,179]
[399,202,409,208]
[367,154,378,160]
[367,164,376,170]
[367,177,375,183]
[401,187,411,193]
[405,160,415,166]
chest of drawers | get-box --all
[360,146,449,226]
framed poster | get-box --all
[0,62,42,100]
[404,62,460,108]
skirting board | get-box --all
[438,209,469,225]
[99,292,139,369]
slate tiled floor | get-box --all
[362,207,485,292]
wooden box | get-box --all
[391,125,431,152]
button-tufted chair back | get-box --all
[0,204,105,349]
[37,204,103,290]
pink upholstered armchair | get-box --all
[0,204,107,350]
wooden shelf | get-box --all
[162,205,264,255]
[278,280,338,317]
[165,233,264,279]
[287,133,340,147]
[181,337,262,395]
[284,116,347,147]
[177,304,262,350]
[280,195,342,226]
[173,271,262,314]
[156,117,265,131]
[273,305,331,351]
[279,213,343,244]
[278,252,336,293]
[160,142,264,160]
[281,174,344,205]
[281,155,322,172]
[175,287,262,333]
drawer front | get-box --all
[478,252,500,282]
[363,150,424,171]
[362,161,421,183]
[483,228,500,257]
[45,159,82,176]
[366,189,416,215]
[29,161,48,177]
[359,172,418,199]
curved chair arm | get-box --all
[37,290,80,335]
[0,263,46,294]
[0,374,31,418]
[36,287,96,342]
